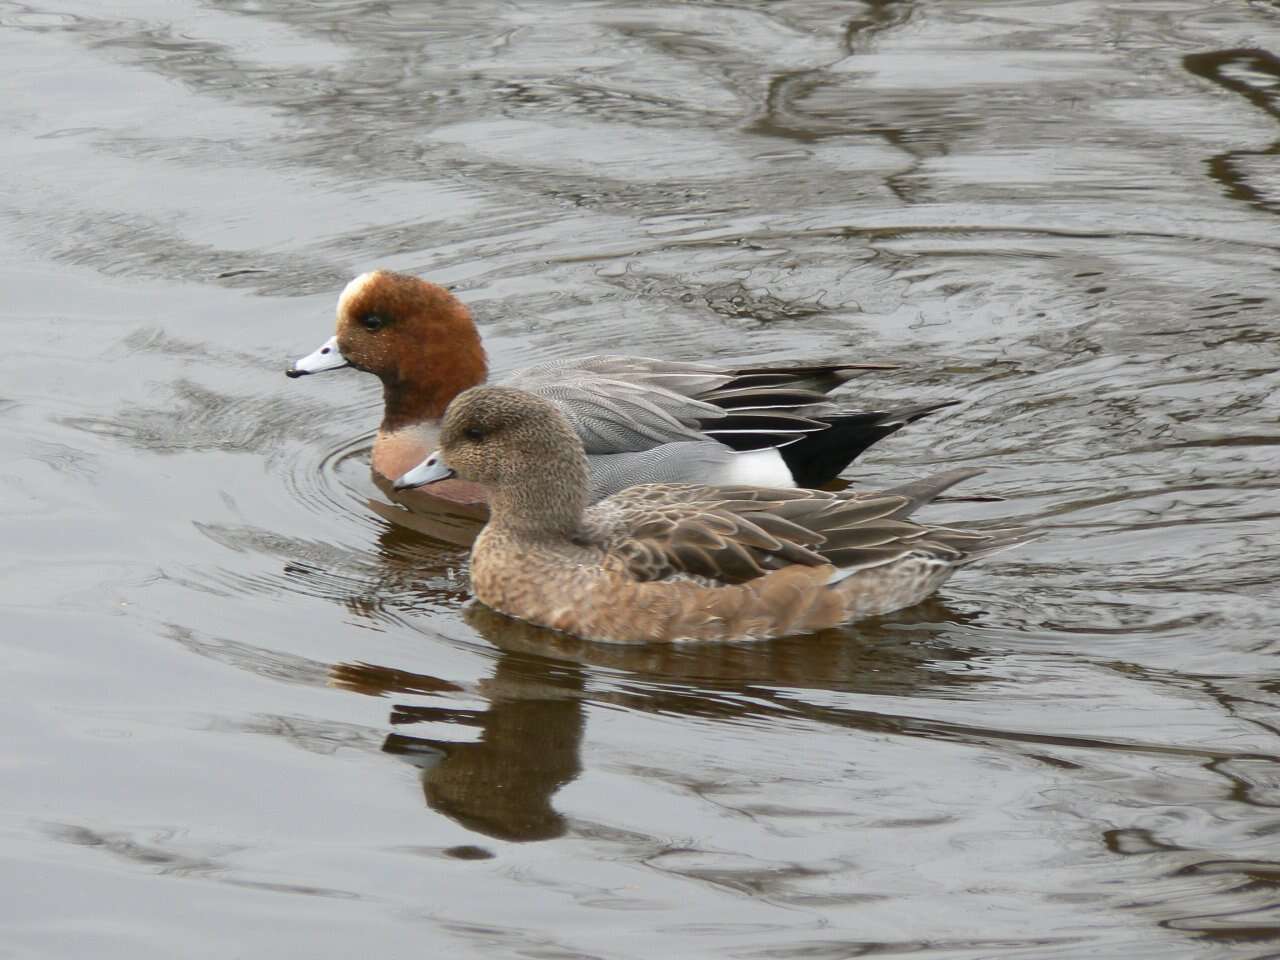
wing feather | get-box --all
[587,472,1032,587]
[506,355,890,454]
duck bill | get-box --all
[286,335,349,378]
[394,451,457,490]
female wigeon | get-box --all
[394,386,1040,644]
[288,270,955,514]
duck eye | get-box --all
[359,313,385,331]
[463,427,485,441]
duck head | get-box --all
[288,270,489,429]
[395,386,590,535]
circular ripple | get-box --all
[183,396,474,632]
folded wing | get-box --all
[590,469,1029,586]
[506,355,885,454]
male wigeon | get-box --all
[287,271,956,514]
[394,386,1040,644]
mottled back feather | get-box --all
[584,469,1010,586]
[507,355,899,454]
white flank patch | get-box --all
[724,448,794,487]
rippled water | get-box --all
[3,0,1280,956]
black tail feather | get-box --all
[689,362,901,449]
[777,400,960,487]
[724,363,896,393]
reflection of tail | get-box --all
[779,400,960,487]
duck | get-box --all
[393,386,1040,644]
[287,270,956,515]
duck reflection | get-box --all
[332,584,989,843]
[335,648,584,842]
[364,489,484,548]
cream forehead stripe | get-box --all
[337,272,378,314]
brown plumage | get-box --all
[406,386,1041,644]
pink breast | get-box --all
[371,424,490,524]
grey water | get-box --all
[2,0,1279,957]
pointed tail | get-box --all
[778,400,960,487]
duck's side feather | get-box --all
[507,356,845,453]
[584,468,1029,588]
